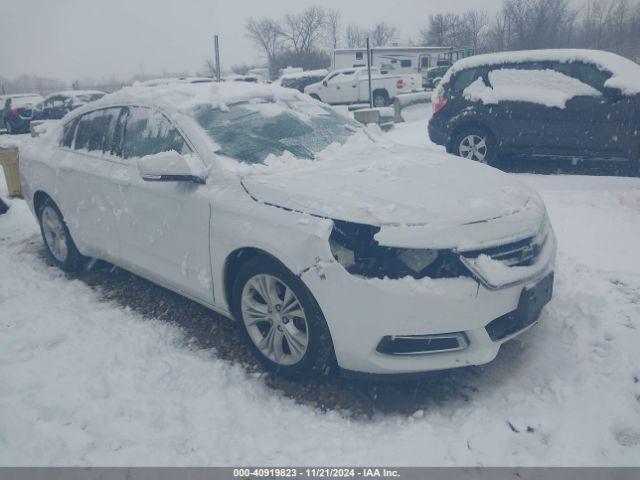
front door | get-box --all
[111,106,214,303]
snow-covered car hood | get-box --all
[241,142,547,249]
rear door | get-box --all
[54,108,123,259]
[113,106,214,303]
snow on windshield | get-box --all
[193,99,359,164]
[464,69,601,108]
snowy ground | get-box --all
[1,106,640,466]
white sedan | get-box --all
[20,82,556,378]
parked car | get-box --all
[20,82,555,378]
[279,69,328,93]
[136,77,213,87]
[304,67,421,107]
[32,90,105,121]
[428,49,640,169]
[2,93,43,134]
[423,65,449,89]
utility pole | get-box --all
[214,35,221,82]
[366,36,373,109]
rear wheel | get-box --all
[372,91,389,107]
[37,198,84,272]
[232,256,335,378]
[453,126,497,165]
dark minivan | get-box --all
[428,49,640,170]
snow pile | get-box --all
[442,49,640,95]
[463,69,601,108]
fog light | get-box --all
[376,332,469,355]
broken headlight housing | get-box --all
[328,220,466,279]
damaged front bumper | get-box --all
[301,229,556,375]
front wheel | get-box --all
[453,127,497,165]
[37,198,84,272]
[232,256,335,379]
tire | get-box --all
[452,126,498,165]
[372,91,389,108]
[231,255,335,379]
[37,197,84,272]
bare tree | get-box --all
[281,6,328,55]
[370,22,397,47]
[463,10,490,51]
[325,8,340,50]
[202,58,218,78]
[246,17,283,77]
[345,24,366,48]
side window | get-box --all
[60,118,78,148]
[452,68,481,92]
[121,107,187,159]
[557,62,610,91]
[420,57,429,68]
[400,59,412,68]
[73,108,121,153]
[355,52,363,60]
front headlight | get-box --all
[328,220,462,280]
[533,214,550,248]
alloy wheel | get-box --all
[41,206,69,262]
[459,134,488,163]
[241,274,309,366]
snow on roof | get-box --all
[442,49,640,95]
[335,46,451,53]
[89,81,307,115]
[279,69,328,81]
[45,90,105,99]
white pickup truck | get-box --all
[304,67,421,107]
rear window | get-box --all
[452,68,481,92]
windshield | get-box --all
[193,99,359,164]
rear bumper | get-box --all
[427,116,450,148]
[301,232,556,375]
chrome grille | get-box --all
[461,236,543,267]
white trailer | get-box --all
[332,46,469,87]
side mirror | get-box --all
[322,80,328,87]
[137,151,205,184]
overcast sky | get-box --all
[2,0,511,81]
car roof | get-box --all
[442,49,640,95]
[63,81,311,122]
